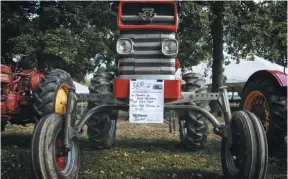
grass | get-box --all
[1,119,287,179]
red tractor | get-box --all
[241,70,287,157]
[1,55,75,131]
[31,1,269,179]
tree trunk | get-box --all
[210,2,225,114]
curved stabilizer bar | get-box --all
[74,104,128,131]
[165,105,220,128]
[73,104,221,133]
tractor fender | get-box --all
[242,70,287,96]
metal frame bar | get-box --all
[164,110,177,133]
[64,86,232,149]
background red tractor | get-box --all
[241,70,287,157]
[1,55,74,131]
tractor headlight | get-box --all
[116,38,133,55]
[161,39,178,56]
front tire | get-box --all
[31,113,80,179]
[178,72,209,151]
[221,110,268,179]
[86,72,118,149]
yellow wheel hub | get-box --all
[243,90,270,132]
[55,84,69,114]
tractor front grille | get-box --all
[121,3,175,26]
[118,31,176,77]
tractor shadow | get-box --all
[136,168,223,179]
[1,133,32,148]
[1,133,34,179]
[79,137,221,154]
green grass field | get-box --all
[1,119,287,179]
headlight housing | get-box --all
[161,39,178,56]
[116,38,133,55]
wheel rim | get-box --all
[107,116,116,137]
[243,90,270,132]
[55,130,76,175]
[55,84,69,114]
[225,129,244,175]
[179,120,187,136]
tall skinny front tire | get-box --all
[31,113,80,179]
[221,110,268,179]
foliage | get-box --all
[1,1,286,82]
[179,1,286,68]
[224,1,287,66]
[1,1,117,81]
[177,2,212,69]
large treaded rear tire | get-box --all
[242,79,287,158]
[33,69,74,118]
[178,72,210,151]
[86,72,118,149]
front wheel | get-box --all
[31,113,80,179]
[221,110,268,179]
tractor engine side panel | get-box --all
[7,93,18,112]
[1,65,12,84]
[1,96,8,115]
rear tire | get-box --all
[33,69,75,118]
[86,72,118,149]
[221,110,268,179]
[178,72,209,151]
[242,79,287,157]
[31,113,80,179]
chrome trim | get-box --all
[119,66,134,71]
[134,42,161,48]
[119,58,175,64]
[134,50,162,55]
[118,75,176,80]
[116,38,134,55]
[122,15,174,22]
[120,33,175,40]
[161,39,179,57]
[160,67,175,71]
[119,67,175,73]
[134,67,161,72]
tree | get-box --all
[224,1,287,65]
[177,2,212,70]
[256,1,287,67]
[178,1,287,113]
[2,1,286,83]
[1,1,117,81]
[209,1,225,113]
[1,1,38,64]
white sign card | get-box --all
[129,79,164,123]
